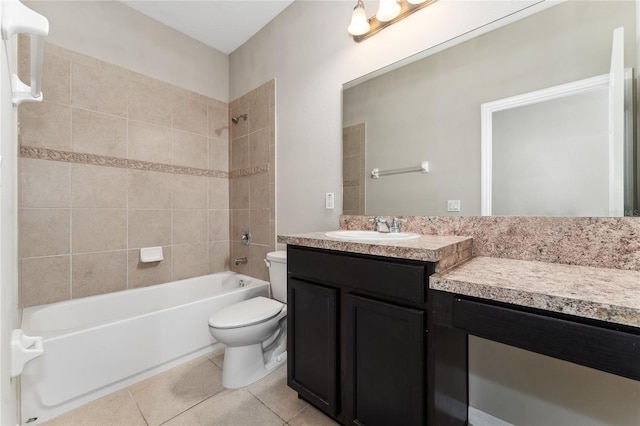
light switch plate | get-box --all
[447,200,461,212]
[325,192,335,209]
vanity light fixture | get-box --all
[348,0,437,42]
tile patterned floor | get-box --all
[42,353,339,426]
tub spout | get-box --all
[234,257,248,266]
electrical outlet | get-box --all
[447,200,461,212]
[325,192,335,209]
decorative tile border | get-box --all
[343,180,359,187]
[19,145,269,179]
[229,163,270,179]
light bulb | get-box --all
[348,0,370,36]
[376,0,401,22]
[407,0,427,4]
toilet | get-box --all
[208,250,287,388]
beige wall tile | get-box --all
[72,209,127,253]
[71,163,127,208]
[267,80,275,106]
[20,208,70,258]
[343,123,364,157]
[343,155,360,182]
[128,247,172,289]
[172,175,208,209]
[128,121,173,164]
[72,251,127,298]
[230,176,249,210]
[128,69,175,92]
[231,136,249,171]
[128,170,172,209]
[71,61,127,116]
[42,52,71,105]
[17,34,28,80]
[248,244,270,282]
[249,128,269,167]
[208,103,229,139]
[19,39,71,106]
[172,243,209,281]
[250,209,270,246]
[172,96,207,136]
[209,210,230,242]
[209,241,229,273]
[173,130,208,169]
[128,80,172,126]
[230,210,249,243]
[20,158,70,208]
[230,101,249,139]
[209,177,229,210]
[72,108,127,157]
[270,220,276,247]
[18,45,282,302]
[173,209,208,244]
[230,241,250,274]
[269,149,275,184]
[19,101,71,150]
[21,255,70,307]
[343,185,360,212]
[249,173,269,209]
[128,209,172,249]
[249,85,270,132]
[269,183,275,220]
[209,138,229,172]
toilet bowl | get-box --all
[208,250,287,388]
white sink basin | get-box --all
[325,230,421,241]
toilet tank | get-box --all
[266,251,287,303]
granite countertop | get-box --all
[277,231,473,270]
[430,256,640,329]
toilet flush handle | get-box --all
[264,259,272,268]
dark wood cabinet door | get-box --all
[287,277,339,417]
[346,294,425,426]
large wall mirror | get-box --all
[342,0,638,217]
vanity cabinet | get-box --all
[286,245,464,425]
[288,277,339,416]
[345,294,424,425]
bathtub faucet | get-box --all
[234,257,248,266]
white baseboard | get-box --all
[468,407,514,426]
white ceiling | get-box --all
[121,0,295,55]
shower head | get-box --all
[231,114,247,124]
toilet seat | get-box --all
[209,296,283,329]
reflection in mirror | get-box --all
[481,67,634,217]
[342,0,638,217]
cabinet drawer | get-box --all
[453,297,640,381]
[288,246,428,304]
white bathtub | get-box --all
[20,272,269,425]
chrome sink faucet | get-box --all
[371,216,390,233]
[390,217,406,233]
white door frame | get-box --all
[480,71,631,216]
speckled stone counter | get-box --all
[430,256,640,328]
[277,232,473,271]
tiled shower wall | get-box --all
[228,81,276,282]
[18,40,231,308]
[343,123,365,216]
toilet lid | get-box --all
[208,296,284,329]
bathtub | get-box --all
[20,272,269,425]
